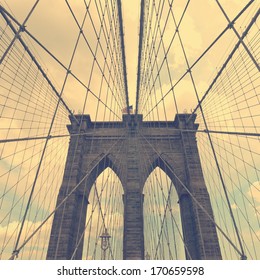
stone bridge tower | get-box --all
[47,114,222,260]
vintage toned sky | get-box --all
[0,0,259,260]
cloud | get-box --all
[231,203,238,210]
[0,219,52,259]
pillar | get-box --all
[47,116,90,259]
[123,116,144,259]
[176,114,222,259]
[123,191,144,260]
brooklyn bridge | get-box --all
[0,0,259,260]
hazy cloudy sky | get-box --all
[0,0,259,260]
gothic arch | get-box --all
[142,165,184,259]
[83,165,124,260]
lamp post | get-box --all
[99,228,111,260]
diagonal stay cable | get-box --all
[215,0,259,71]
[0,0,40,64]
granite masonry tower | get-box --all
[47,114,222,260]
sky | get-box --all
[0,0,259,260]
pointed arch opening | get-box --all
[143,166,186,260]
[82,167,124,260]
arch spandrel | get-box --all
[140,155,189,198]
[79,153,126,196]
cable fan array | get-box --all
[0,0,259,260]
